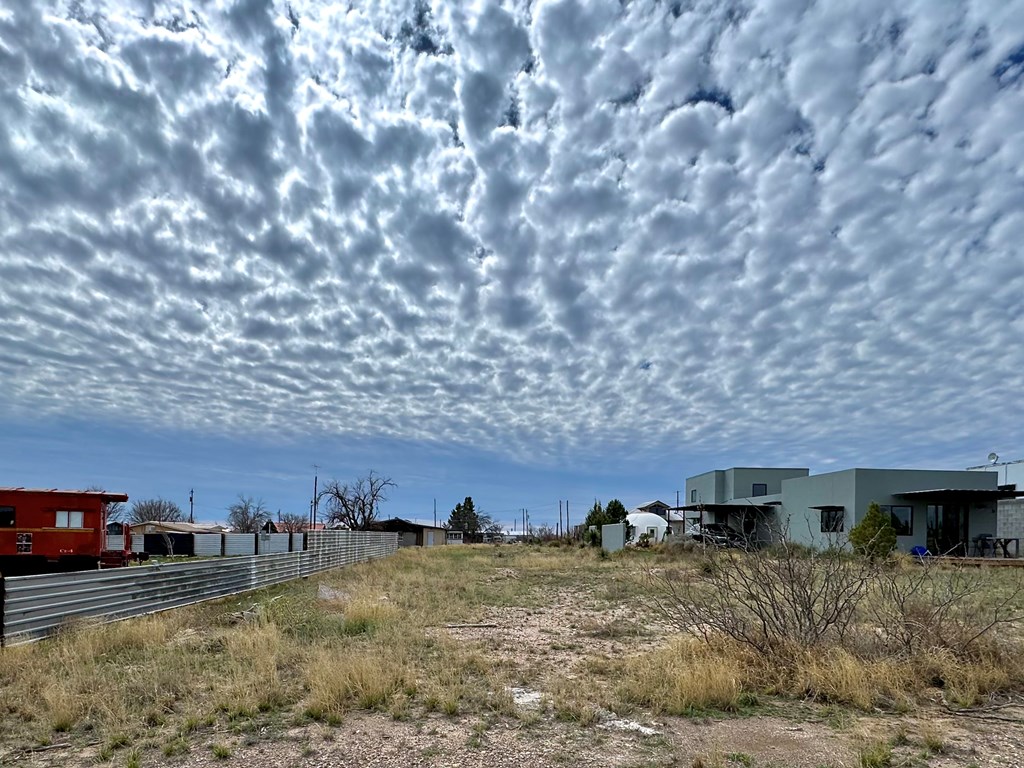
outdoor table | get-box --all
[993,538,1020,558]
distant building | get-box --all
[134,520,228,535]
[631,500,670,518]
[366,518,447,547]
[626,512,669,544]
[445,530,464,544]
[967,458,1024,490]
[261,520,323,533]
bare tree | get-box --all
[320,471,396,530]
[277,511,308,532]
[129,498,185,524]
[227,495,270,533]
[86,485,125,523]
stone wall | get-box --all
[996,499,1024,540]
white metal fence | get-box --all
[193,534,223,556]
[0,531,397,646]
[257,533,291,555]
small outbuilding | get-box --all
[366,518,448,547]
[626,512,669,544]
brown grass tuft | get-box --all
[618,637,743,714]
[305,648,412,716]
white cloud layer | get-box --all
[1,0,1023,467]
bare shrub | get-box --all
[869,560,1024,658]
[649,537,880,656]
[647,530,1024,709]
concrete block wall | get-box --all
[997,500,1024,539]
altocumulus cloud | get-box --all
[0,0,1022,466]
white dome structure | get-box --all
[625,512,669,544]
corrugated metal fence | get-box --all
[0,531,397,647]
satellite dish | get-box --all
[988,452,1000,464]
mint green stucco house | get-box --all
[683,466,1020,555]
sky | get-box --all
[1,0,1022,529]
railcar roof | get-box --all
[0,488,129,502]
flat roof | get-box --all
[687,467,808,478]
[895,488,1024,501]
[679,503,776,512]
[0,487,129,503]
[369,517,447,531]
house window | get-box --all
[0,506,14,527]
[690,489,697,503]
[882,505,913,536]
[56,510,85,528]
[820,508,844,533]
[752,483,767,497]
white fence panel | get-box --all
[290,532,304,552]
[106,535,124,551]
[223,534,255,556]
[130,534,145,553]
[193,534,223,557]
[257,533,290,555]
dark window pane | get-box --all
[820,508,844,533]
[0,506,14,527]
[884,505,913,536]
[690,489,696,503]
[752,483,767,497]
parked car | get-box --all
[690,523,747,548]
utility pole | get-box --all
[558,500,562,537]
[189,489,194,524]
[312,464,320,528]
[433,498,437,527]
[566,500,569,537]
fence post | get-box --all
[0,574,5,648]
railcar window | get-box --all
[55,510,85,528]
[0,506,14,527]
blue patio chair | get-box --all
[910,545,930,559]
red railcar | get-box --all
[0,488,145,575]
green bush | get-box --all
[848,502,897,559]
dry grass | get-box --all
[1,542,1022,765]
[0,545,613,754]
[306,647,414,716]
[617,637,744,714]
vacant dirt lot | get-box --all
[3,545,1024,768]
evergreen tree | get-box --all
[848,501,897,559]
[605,499,628,523]
[583,500,606,529]
[447,497,482,541]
